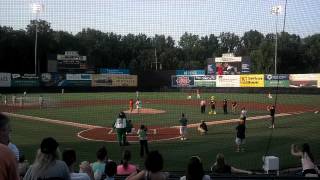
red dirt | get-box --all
[78,127,180,142]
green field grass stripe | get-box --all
[3,112,102,129]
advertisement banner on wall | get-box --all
[241,58,251,74]
[92,74,137,87]
[0,73,11,87]
[176,70,205,76]
[41,73,65,87]
[289,74,320,88]
[240,74,264,87]
[194,75,216,87]
[66,74,92,81]
[171,76,195,87]
[11,74,40,87]
[216,75,240,87]
[99,68,130,74]
[264,74,289,87]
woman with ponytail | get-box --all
[117,150,137,175]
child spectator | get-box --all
[117,150,137,175]
[23,137,70,180]
[180,156,211,180]
[197,120,208,135]
[291,143,319,177]
[137,125,149,158]
[62,148,93,180]
[235,119,246,152]
[91,146,108,180]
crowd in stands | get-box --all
[1,112,320,180]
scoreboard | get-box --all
[57,51,87,72]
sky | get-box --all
[0,0,319,41]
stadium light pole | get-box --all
[271,5,281,75]
[31,3,44,75]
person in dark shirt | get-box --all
[198,120,208,135]
[211,153,252,175]
[223,99,228,114]
[267,105,276,129]
[179,113,188,140]
[235,119,246,152]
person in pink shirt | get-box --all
[117,150,137,175]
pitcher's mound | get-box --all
[124,108,166,114]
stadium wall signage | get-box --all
[264,74,289,87]
[171,76,195,87]
[216,75,240,87]
[176,70,205,76]
[0,73,11,87]
[240,74,264,87]
[99,68,130,74]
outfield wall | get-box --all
[171,74,320,88]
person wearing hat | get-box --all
[197,120,208,135]
[23,137,70,180]
[113,112,128,146]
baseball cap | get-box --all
[41,137,59,154]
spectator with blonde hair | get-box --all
[23,137,70,180]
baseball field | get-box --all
[1,91,320,171]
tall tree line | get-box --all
[0,20,319,74]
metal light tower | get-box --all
[31,3,44,75]
[271,5,281,75]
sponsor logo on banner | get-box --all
[92,74,137,87]
[289,74,319,88]
[0,73,11,87]
[176,70,205,76]
[240,74,264,87]
[193,75,216,87]
[11,74,39,87]
[66,74,92,80]
[265,74,289,87]
[171,76,195,87]
[216,75,240,87]
[99,68,130,74]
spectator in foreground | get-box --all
[117,150,137,175]
[91,146,108,180]
[0,113,20,160]
[23,137,70,180]
[18,154,29,178]
[62,148,94,180]
[0,113,19,180]
[126,150,169,180]
[180,156,211,180]
[291,143,319,177]
[211,153,252,175]
[103,161,117,180]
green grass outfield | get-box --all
[4,92,320,171]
